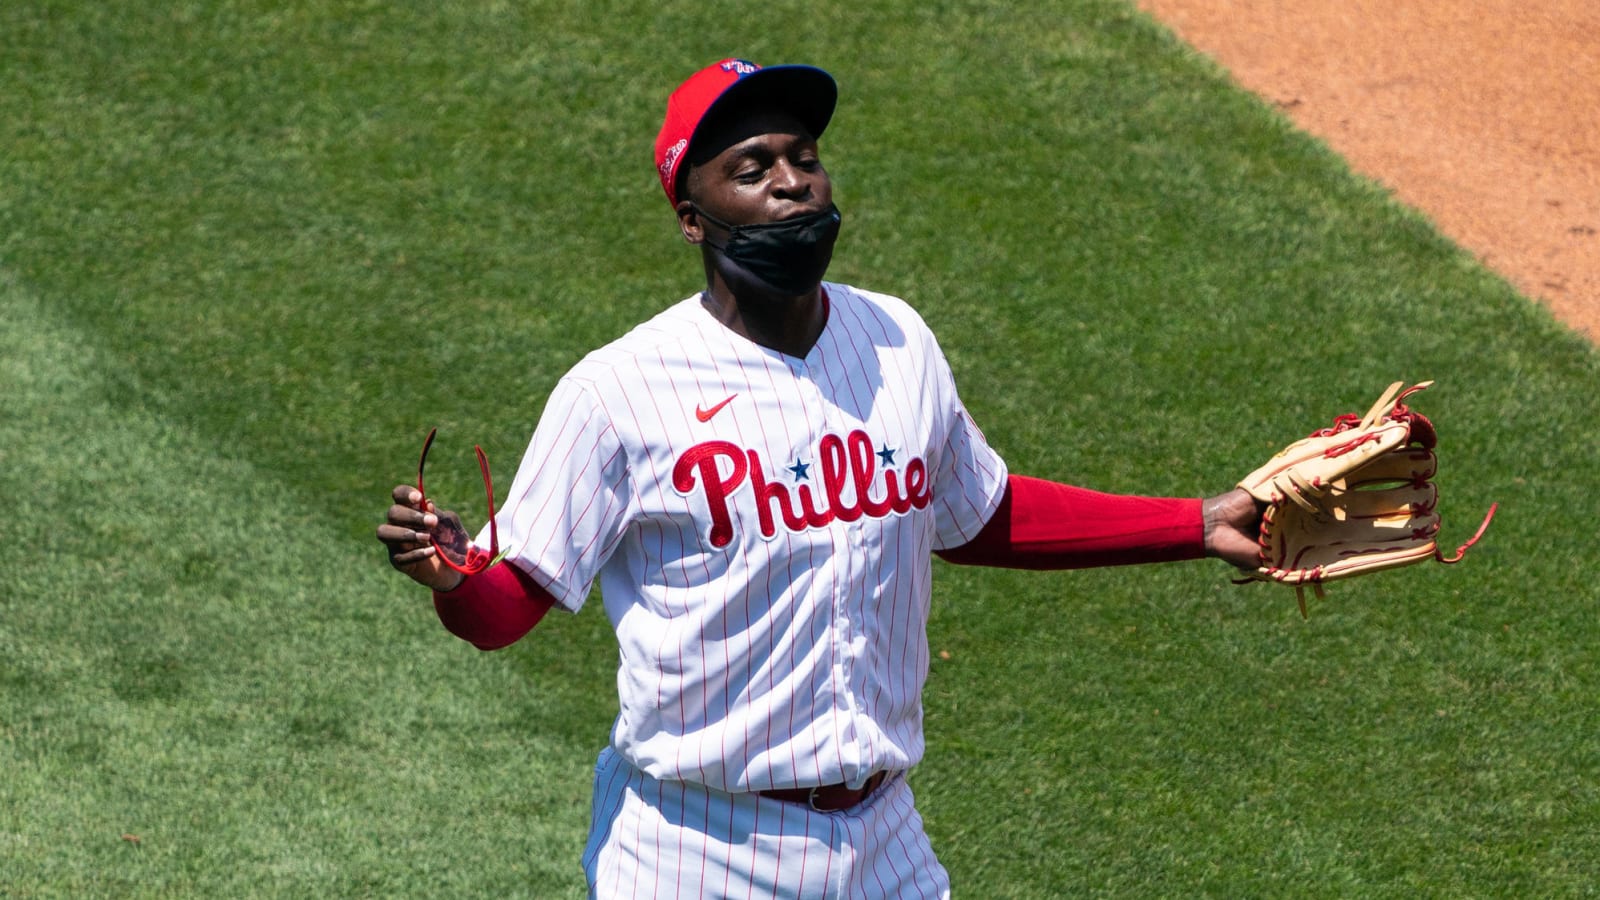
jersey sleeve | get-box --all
[476,376,635,612]
[926,342,1009,550]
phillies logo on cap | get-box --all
[719,59,759,75]
[658,138,688,184]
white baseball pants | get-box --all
[581,747,951,899]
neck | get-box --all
[700,275,826,359]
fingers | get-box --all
[377,488,442,569]
[391,483,426,507]
[388,543,438,567]
[375,521,436,548]
[384,501,438,531]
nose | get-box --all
[770,158,811,201]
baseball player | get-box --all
[377,59,1263,898]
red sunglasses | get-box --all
[416,427,499,576]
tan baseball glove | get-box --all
[1237,381,1497,617]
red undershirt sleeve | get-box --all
[432,561,556,651]
[935,474,1205,569]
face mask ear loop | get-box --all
[690,204,734,252]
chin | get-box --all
[720,263,828,307]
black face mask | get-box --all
[694,203,842,297]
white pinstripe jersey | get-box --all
[485,282,1008,794]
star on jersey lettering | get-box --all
[877,445,897,466]
[787,458,811,481]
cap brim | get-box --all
[688,64,837,162]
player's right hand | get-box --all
[376,484,467,593]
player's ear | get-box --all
[675,199,705,245]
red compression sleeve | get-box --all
[432,561,556,651]
[935,474,1205,569]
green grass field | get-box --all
[4,1,1598,896]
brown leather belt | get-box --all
[758,771,890,812]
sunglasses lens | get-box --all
[430,517,476,569]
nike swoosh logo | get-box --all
[695,395,738,422]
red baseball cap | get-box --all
[654,59,837,207]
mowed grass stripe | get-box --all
[0,277,597,896]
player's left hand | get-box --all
[1202,488,1266,570]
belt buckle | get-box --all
[807,773,884,812]
[807,784,828,813]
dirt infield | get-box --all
[1138,0,1600,340]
